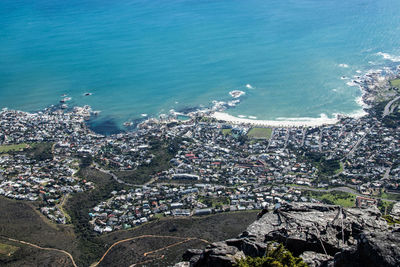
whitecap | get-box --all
[338,63,349,68]
[238,115,247,118]
[248,116,257,119]
[227,99,240,107]
[246,84,253,89]
[377,52,400,62]
[141,113,148,117]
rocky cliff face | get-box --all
[179,203,400,267]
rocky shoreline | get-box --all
[206,66,400,128]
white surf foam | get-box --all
[212,112,338,127]
[346,81,359,87]
[246,84,253,89]
[227,99,240,107]
[355,96,364,107]
[346,108,368,119]
[338,63,349,68]
[377,52,400,62]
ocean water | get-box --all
[1,0,400,133]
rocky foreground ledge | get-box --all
[177,203,400,267]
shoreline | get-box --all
[208,64,400,128]
[210,111,339,127]
[1,62,399,132]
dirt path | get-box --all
[2,236,77,267]
[91,234,210,267]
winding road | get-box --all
[92,163,142,187]
[383,95,400,117]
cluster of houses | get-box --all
[0,108,97,223]
[151,121,317,186]
[138,112,400,195]
[0,67,399,230]
[89,183,317,233]
[95,132,154,170]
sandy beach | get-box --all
[211,112,339,127]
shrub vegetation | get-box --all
[236,244,307,267]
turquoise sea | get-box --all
[1,0,400,133]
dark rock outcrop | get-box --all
[188,241,245,267]
[178,202,400,267]
[334,231,400,267]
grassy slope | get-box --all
[98,211,259,267]
[0,237,72,267]
[0,197,78,266]
[65,166,125,266]
[0,243,19,257]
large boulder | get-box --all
[333,230,400,267]
[247,202,387,256]
[390,202,400,218]
[180,203,398,267]
[196,242,245,267]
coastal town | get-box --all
[1,69,400,233]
